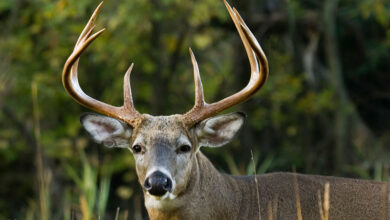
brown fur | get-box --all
[147,152,390,220]
[117,114,390,219]
[81,113,390,219]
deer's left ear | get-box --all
[194,112,245,148]
[80,113,133,148]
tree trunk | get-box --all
[322,0,368,173]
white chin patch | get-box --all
[145,192,178,209]
[147,192,177,200]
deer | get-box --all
[62,1,390,219]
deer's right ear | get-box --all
[80,113,133,148]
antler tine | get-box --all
[76,1,103,46]
[225,1,259,74]
[232,7,268,89]
[123,63,136,110]
[189,48,205,110]
[182,0,269,127]
[62,2,143,127]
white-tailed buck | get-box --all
[63,1,390,219]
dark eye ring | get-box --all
[132,145,143,154]
[177,145,191,154]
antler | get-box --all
[62,2,144,127]
[63,1,267,128]
[182,0,269,127]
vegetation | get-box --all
[0,0,389,218]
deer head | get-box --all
[62,0,268,205]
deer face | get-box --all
[81,112,245,202]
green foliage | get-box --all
[64,150,111,219]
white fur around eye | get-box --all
[177,134,192,148]
[132,135,144,146]
[130,135,145,152]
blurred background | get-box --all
[0,0,389,219]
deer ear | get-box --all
[80,113,133,148]
[195,112,245,148]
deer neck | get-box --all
[146,152,243,220]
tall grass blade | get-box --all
[97,177,111,218]
[32,82,51,220]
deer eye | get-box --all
[177,145,191,154]
[132,145,144,154]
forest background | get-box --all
[0,0,389,219]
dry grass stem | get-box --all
[318,182,330,220]
[267,202,273,220]
[317,190,324,220]
[251,149,262,220]
[292,168,303,220]
[115,207,120,220]
[80,196,89,220]
[272,195,279,220]
[323,182,330,220]
[123,210,129,220]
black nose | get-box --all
[144,171,172,196]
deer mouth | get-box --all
[144,191,180,211]
[147,191,177,201]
